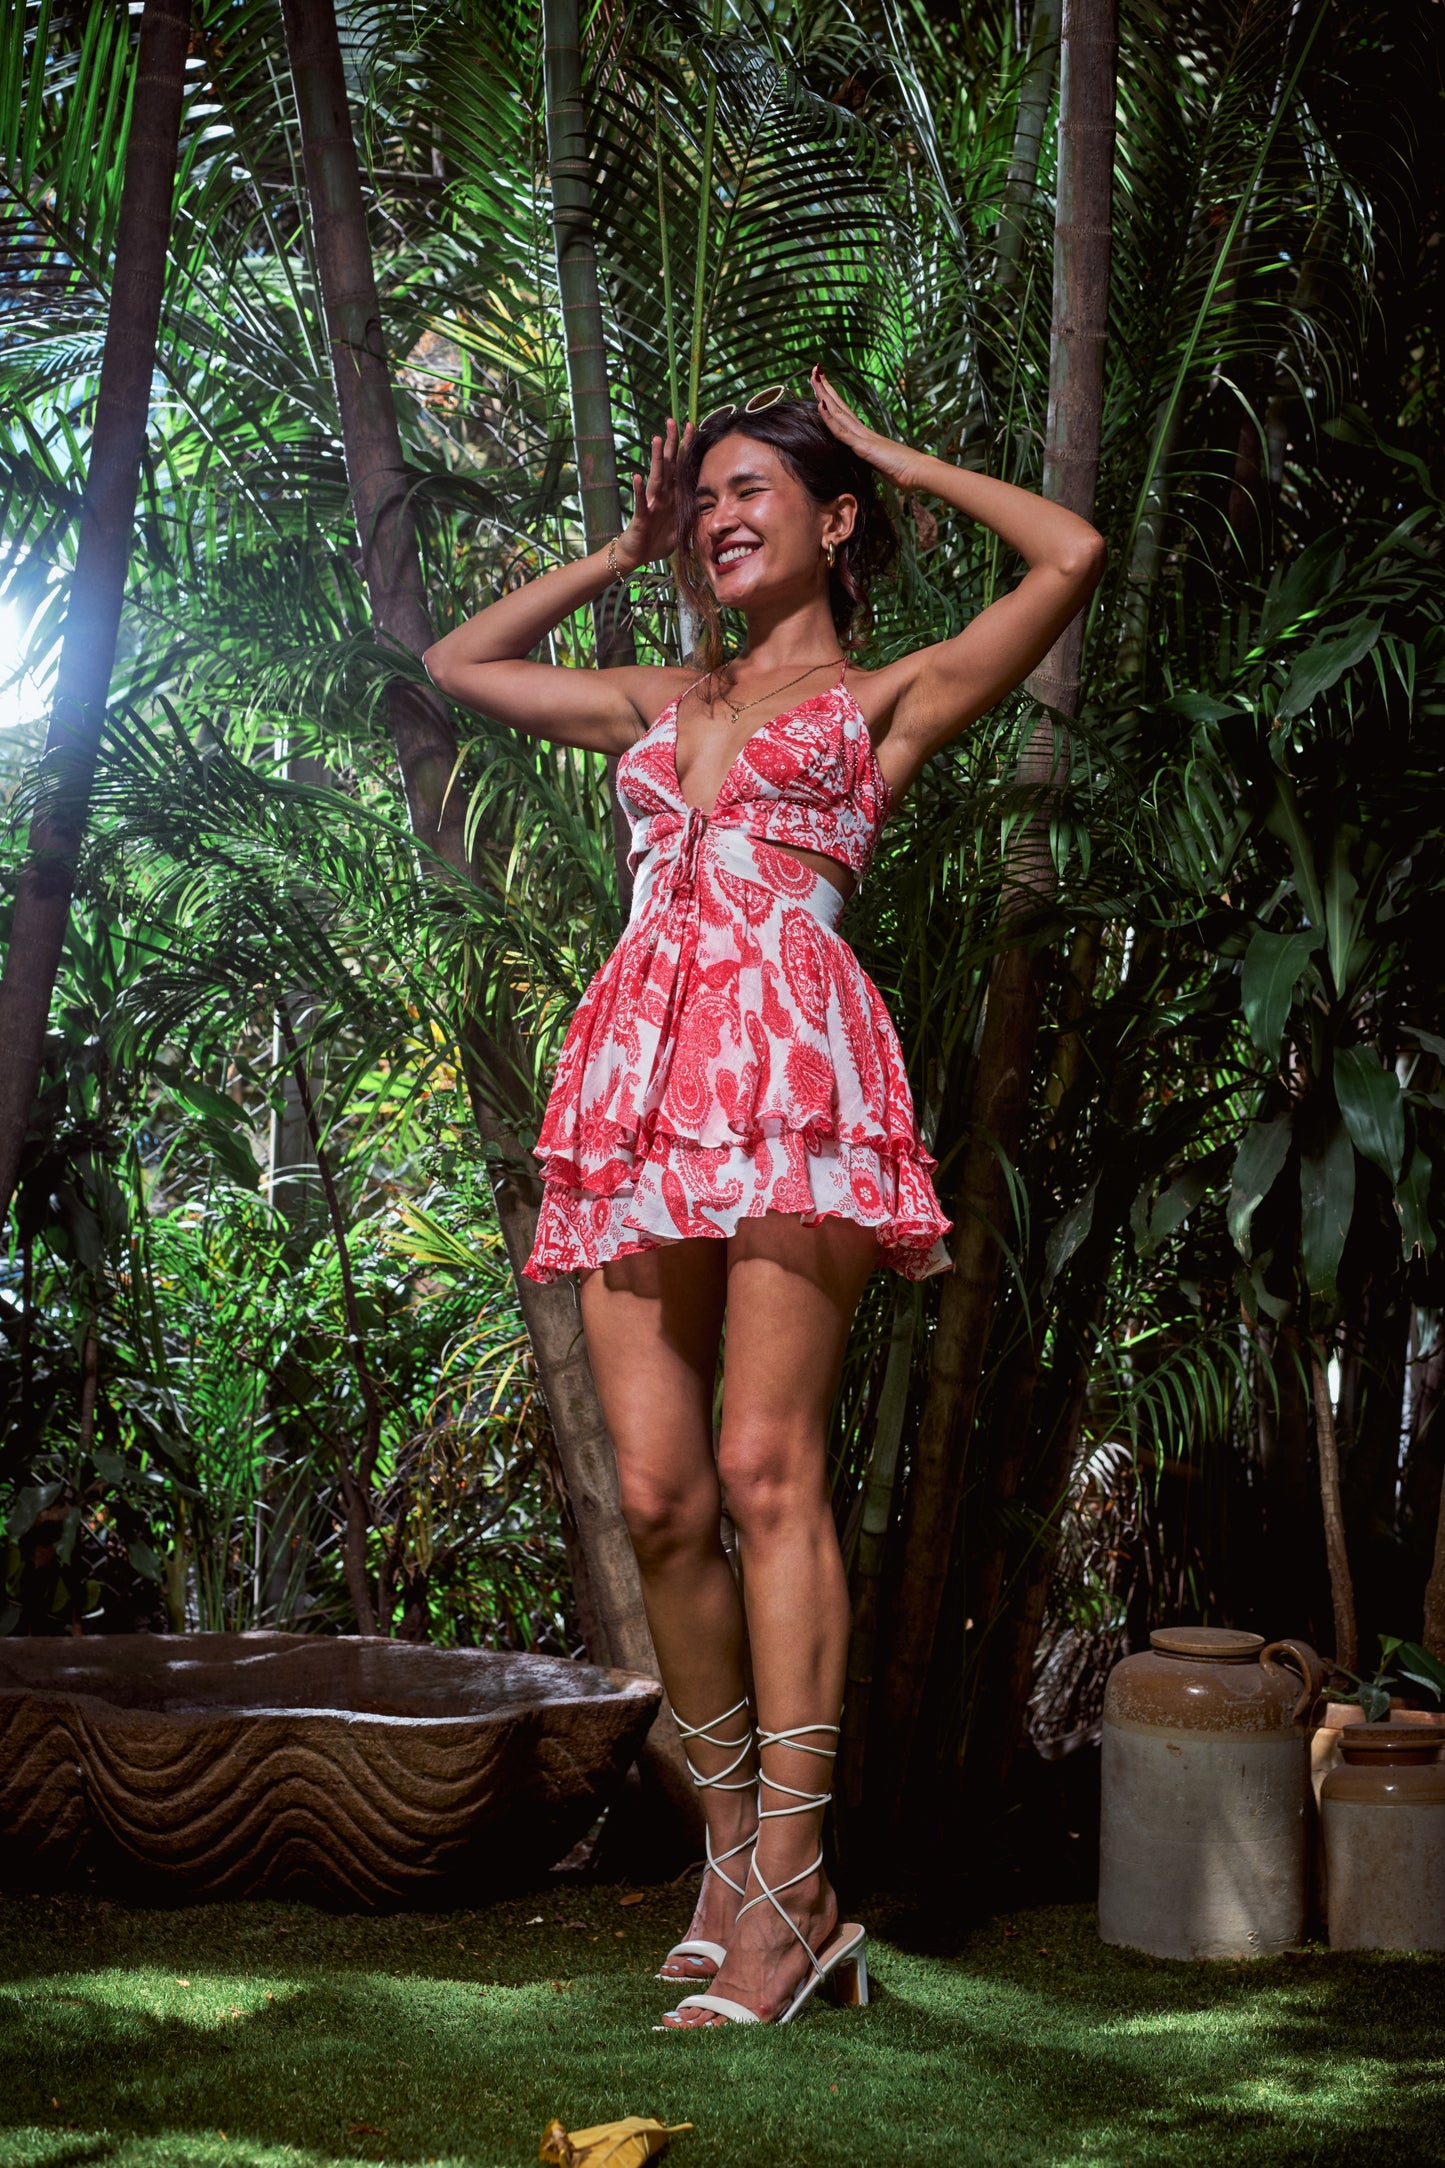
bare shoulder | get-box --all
[646,664,704,726]
[615,663,702,740]
[842,656,922,750]
[846,651,948,801]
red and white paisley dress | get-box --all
[523,672,952,1282]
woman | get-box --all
[423,369,1104,2028]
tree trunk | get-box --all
[280,0,691,1820]
[268,747,329,1226]
[1424,1457,1445,1662]
[954,986,1150,1827]
[1263,217,1329,499]
[278,1001,383,1635]
[77,1307,101,1459]
[542,0,635,908]
[838,1286,917,1835]
[1310,1338,1358,1675]
[278,0,471,878]
[1116,389,1184,683]
[959,1344,1090,1811]
[1043,920,1102,1113]
[995,0,1062,296]
[1337,1207,1410,1643]
[1402,1312,1445,1627]
[1258,1316,1329,1645]
[877,0,1116,1817]
[964,6,1322,1773]
[0,0,190,1219]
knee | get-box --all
[717,1422,825,1546]
[617,1469,717,1571]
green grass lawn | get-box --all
[0,1881,1440,2168]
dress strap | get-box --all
[645,673,708,735]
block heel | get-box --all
[827,1942,869,2007]
[663,1723,872,2029]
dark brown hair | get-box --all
[676,397,898,670]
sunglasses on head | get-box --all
[697,382,793,430]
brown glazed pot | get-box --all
[1321,1724,1445,1952]
[1309,1701,1368,1922]
[1311,1700,1368,1807]
[1099,1625,1325,1960]
[0,1633,661,1906]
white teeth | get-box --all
[716,545,756,566]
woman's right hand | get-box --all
[617,418,693,569]
[423,415,697,753]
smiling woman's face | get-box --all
[693,433,853,610]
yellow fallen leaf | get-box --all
[539,2114,692,2167]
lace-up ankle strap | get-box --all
[673,1696,755,1794]
[737,1722,841,1979]
[754,1722,840,1818]
[672,1696,758,1904]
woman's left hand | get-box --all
[811,365,924,491]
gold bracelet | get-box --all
[606,535,629,583]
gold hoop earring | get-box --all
[825,541,836,569]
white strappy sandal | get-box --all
[656,1696,757,1984]
[663,1722,868,2028]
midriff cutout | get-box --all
[765,836,855,899]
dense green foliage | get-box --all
[2,0,1443,1789]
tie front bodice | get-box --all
[616,684,892,898]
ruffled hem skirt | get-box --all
[523,821,951,1282]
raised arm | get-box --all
[422,420,693,753]
[811,368,1105,782]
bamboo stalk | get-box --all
[1424,1459,1445,1663]
[877,0,1116,1820]
[995,0,1061,296]
[278,1001,384,1637]
[278,0,472,879]
[655,90,682,429]
[687,0,724,422]
[1310,1338,1358,1675]
[543,0,635,910]
[0,0,190,1218]
[839,1287,917,1823]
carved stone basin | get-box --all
[0,1632,661,1907]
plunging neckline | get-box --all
[666,683,883,820]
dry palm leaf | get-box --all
[538,2114,692,2167]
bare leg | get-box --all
[663,1211,877,2026]
[579,1238,755,1979]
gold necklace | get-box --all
[714,656,843,727]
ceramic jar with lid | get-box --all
[1099,1625,1325,1960]
[1321,1724,1445,1951]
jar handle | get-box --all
[1260,1638,1326,1722]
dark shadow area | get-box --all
[846,1734,1104,1949]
